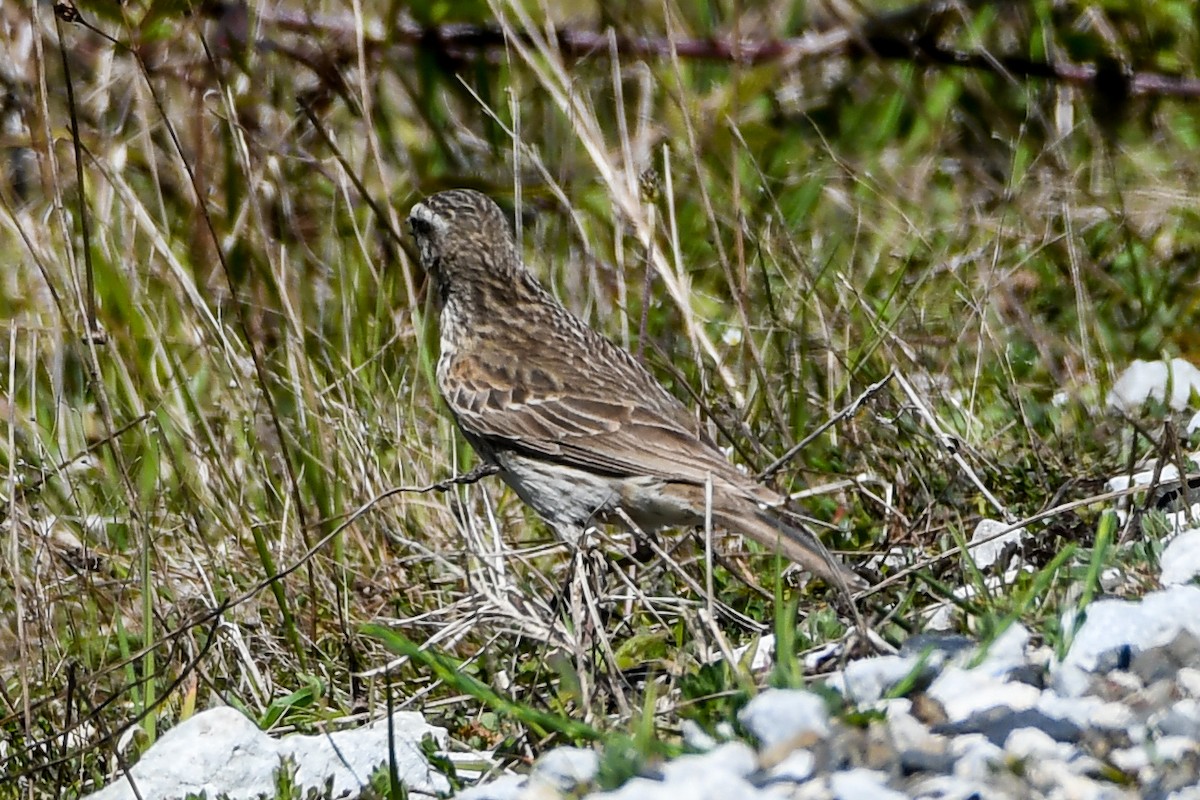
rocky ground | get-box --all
[83,360,1200,800]
[83,580,1200,800]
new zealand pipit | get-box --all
[408,188,864,590]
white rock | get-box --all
[887,707,932,748]
[660,741,756,783]
[1111,735,1200,784]
[1037,691,1136,733]
[927,626,1037,722]
[592,771,766,800]
[1152,699,1200,739]
[738,689,830,748]
[1178,667,1200,697]
[83,707,450,800]
[926,603,957,631]
[531,746,600,791]
[930,674,1042,722]
[908,775,1005,800]
[828,768,906,800]
[1104,459,1200,534]
[1107,358,1200,412]
[1162,528,1200,585]
[802,641,844,672]
[1154,734,1200,762]
[765,749,815,783]
[887,707,951,772]
[976,624,1031,675]
[832,654,921,705]
[1054,585,1200,697]
[1025,760,1122,800]
[864,546,910,573]
[1004,726,1074,761]
[970,519,1027,569]
[1110,744,1151,774]
[732,634,776,672]
[952,734,1004,781]
[1105,460,1197,493]
[1100,567,1126,592]
[680,719,718,751]
[456,773,526,800]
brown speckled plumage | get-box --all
[408,188,863,588]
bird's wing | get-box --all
[441,347,747,488]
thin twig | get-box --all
[759,370,896,481]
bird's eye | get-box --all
[409,216,433,236]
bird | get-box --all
[407,188,864,591]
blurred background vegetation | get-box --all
[1,0,1199,794]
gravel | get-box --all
[85,580,1200,800]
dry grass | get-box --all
[1,0,1199,795]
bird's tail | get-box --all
[712,504,867,592]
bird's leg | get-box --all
[544,525,608,628]
[573,525,610,636]
[557,527,611,716]
[568,544,595,713]
[608,507,661,564]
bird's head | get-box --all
[407,189,522,303]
